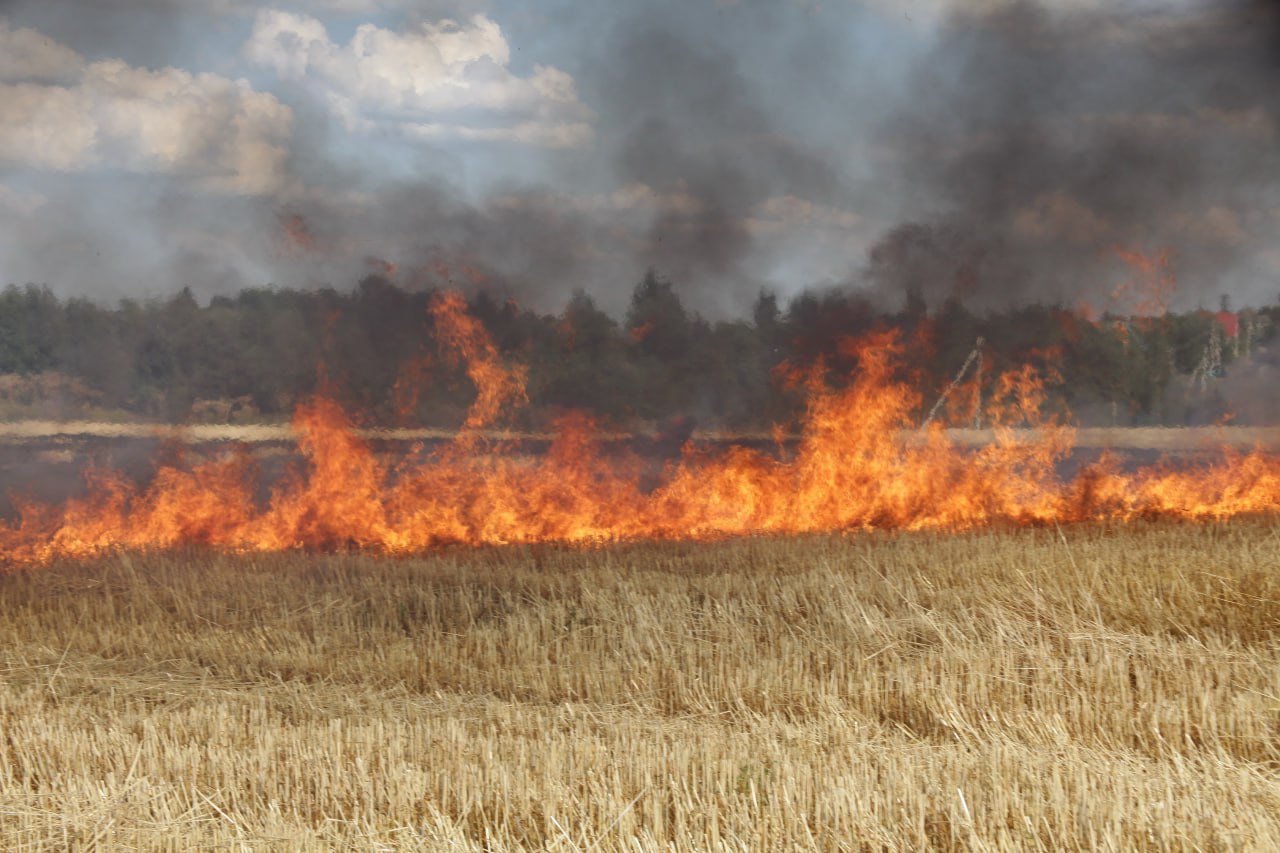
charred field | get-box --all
[1,523,1278,850]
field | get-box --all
[4,419,1280,449]
[1,523,1278,850]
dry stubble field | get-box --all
[1,523,1279,850]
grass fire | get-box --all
[5,287,1279,848]
[4,289,1280,567]
[5,0,1280,847]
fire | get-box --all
[3,293,1280,568]
[429,291,527,440]
[275,212,316,256]
[1111,247,1177,318]
[366,257,399,278]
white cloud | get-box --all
[493,182,705,218]
[603,182,703,216]
[0,27,294,194]
[0,20,83,83]
[245,10,593,148]
[0,84,97,171]
[181,0,482,14]
[746,195,864,235]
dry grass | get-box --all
[1,524,1278,850]
[938,426,1280,450]
[7,420,1280,451]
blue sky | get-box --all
[0,0,1277,317]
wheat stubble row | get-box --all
[0,523,1277,850]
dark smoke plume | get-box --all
[865,0,1280,313]
[5,1,1279,319]
[247,2,870,319]
[586,20,849,315]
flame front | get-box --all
[3,294,1279,567]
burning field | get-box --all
[0,296,1275,853]
[5,0,1280,847]
[2,297,1277,846]
[1,299,1276,848]
[3,292,1280,568]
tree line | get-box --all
[0,272,1272,429]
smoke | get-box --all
[0,1,873,316]
[583,18,850,315]
[865,0,1280,312]
[260,1,876,318]
[263,181,613,311]
[1217,337,1280,423]
[4,1,1280,318]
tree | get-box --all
[537,291,637,421]
[0,284,63,374]
[626,269,692,362]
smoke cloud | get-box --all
[1,1,1279,316]
[865,0,1280,312]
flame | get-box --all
[366,257,398,278]
[275,212,316,256]
[429,291,527,442]
[4,293,1280,568]
[629,321,655,343]
[1111,247,1177,318]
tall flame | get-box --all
[3,293,1279,567]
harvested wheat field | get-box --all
[0,523,1278,850]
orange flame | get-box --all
[1111,247,1177,318]
[429,291,527,441]
[4,294,1280,568]
[275,212,316,257]
[629,321,655,343]
[366,257,398,279]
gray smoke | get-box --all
[267,1,877,318]
[0,0,906,318]
[865,0,1280,313]
[4,1,1279,317]
[583,17,850,315]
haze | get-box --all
[1,0,1277,317]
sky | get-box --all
[0,0,1278,317]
